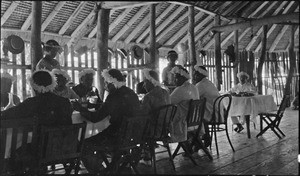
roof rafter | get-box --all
[144,6,186,44]
[135,3,176,43]
[21,11,32,31]
[1,1,19,26]
[165,11,204,45]
[58,2,87,35]
[245,1,289,50]
[41,1,66,31]
[101,1,159,10]
[255,3,298,52]
[111,6,149,42]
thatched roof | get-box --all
[1,1,299,55]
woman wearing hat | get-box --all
[229,71,257,133]
[1,72,20,110]
[52,69,79,100]
[72,68,141,173]
[36,40,62,71]
[1,69,73,125]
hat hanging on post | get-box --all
[4,35,25,55]
[131,45,143,60]
[224,44,235,63]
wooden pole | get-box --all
[214,15,222,90]
[284,25,296,97]
[30,1,43,72]
[96,7,110,99]
[257,25,268,94]
[211,12,299,33]
[149,4,157,70]
[188,6,196,79]
[233,19,239,85]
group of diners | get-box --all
[0,42,259,173]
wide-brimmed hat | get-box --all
[237,71,249,79]
[101,69,126,89]
[131,45,143,60]
[4,35,25,54]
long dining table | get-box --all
[223,94,277,138]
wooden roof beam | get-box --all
[144,6,185,44]
[101,1,160,10]
[135,3,176,43]
[254,2,297,52]
[21,11,32,31]
[41,1,66,31]
[1,1,19,26]
[68,9,98,48]
[245,1,291,50]
[168,1,230,22]
[221,1,246,17]
[284,26,299,51]
[111,6,148,42]
[125,4,163,43]
[165,11,204,45]
[58,2,87,35]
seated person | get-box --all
[229,71,258,133]
[139,68,171,165]
[170,66,200,153]
[1,69,73,172]
[1,72,20,110]
[72,68,141,173]
[52,69,79,100]
[36,40,62,71]
[72,68,101,109]
[193,65,221,147]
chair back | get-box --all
[211,94,232,124]
[0,117,38,174]
[118,115,150,148]
[37,122,86,167]
[276,94,290,126]
[152,104,177,139]
[186,98,206,130]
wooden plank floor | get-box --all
[53,108,299,175]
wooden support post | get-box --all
[284,25,296,97]
[30,1,43,72]
[257,25,268,94]
[214,15,222,90]
[188,6,196,79]
[149,4,157,70]
[96,7,110,99]
[233,19,239,85]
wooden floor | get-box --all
[53,107,299,175]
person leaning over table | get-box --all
[71,68,142,173]
[169,65,201,155]
[1,69,73,172]
[52,68,80,100]
[228,71,258,133]
[193,65,221,147]
[1,72,21,110]
[72,68,101,109]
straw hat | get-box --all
[4,35,24,54]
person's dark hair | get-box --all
[108,69,125,82]
[167,50,178,59]
[32,71,53,87]
[149,70,159,82]
[46,40,59,46]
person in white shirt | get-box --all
[193,65,220,147]
[229,71,257,133]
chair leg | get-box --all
[260,115,263,132]
[165,144,176,170]
[225,124,235,152]
[275,126,285,136]
[194,138,213,160]
[213,126,219,156]
[172,144,181,159]
[180,142,197,166]
[209,125,214,151]
[149,142,157,174]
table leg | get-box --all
[245,115,251,138]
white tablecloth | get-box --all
[72,111,110,138]
[223,95,277,123]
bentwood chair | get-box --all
[89,115,150,174]
[172,98,213,164]
[146,104,177,174]
[208,94,235,156]
[36,122,87,174]
[0,117,39,175]
[256,95,290,139]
